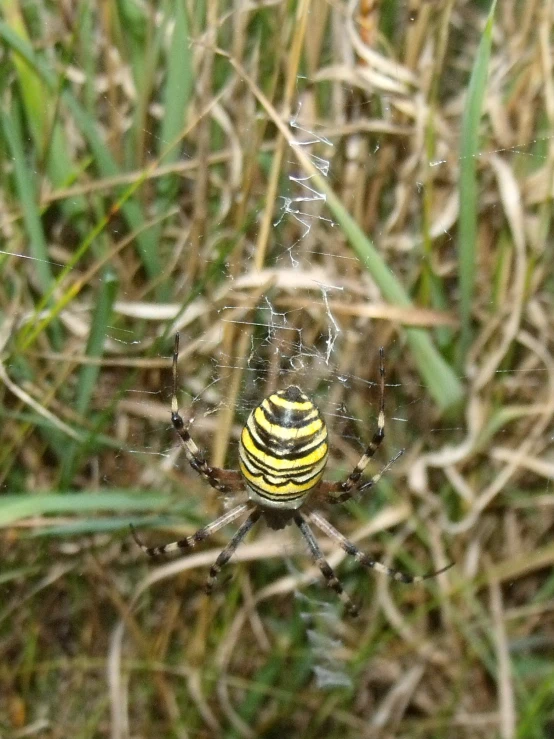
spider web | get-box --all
[168,100,551,688]
[104,94,553,690]
[3,4,553,734]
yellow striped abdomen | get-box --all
[238,386,328,509]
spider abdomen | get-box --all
[238,386,328,509]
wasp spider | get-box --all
[131,334,451,616]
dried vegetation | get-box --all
[1,1,553,737]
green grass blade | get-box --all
[61,86,161,282]
[146,1,193,299]
[77,271,118,417]
[321,182,464,411]
[0,18,161,282]
[458,0,497,364]
[30,515,178,538]
[246,64,465,411]
[2,2,85,217]
[0,565,41,585]
[2,1,46,146]
[159,0,192,172]
[58,267,119,486]
[1,104,53,295]
[0,492,171,527]
[75,269,119,417]
[516,669,554,738]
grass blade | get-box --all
[232,57,464,411]
[58,267,119,486]
[458,0,497,363]
[322,181,464,411]
[1,104,53,295]
[0,18,161,282]
[0,492,171,527]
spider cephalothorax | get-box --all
[131,334,451,616]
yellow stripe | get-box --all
[239,459,325,497]
[246,418,326,460]
[241,427,327,471]
[254,407,322,440]
[269,394,313,411]
[247,414,325,450]
[240,455,327,486]
[261,399,319,423]
[239,390,329,503]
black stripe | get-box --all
[241,429,326,467]
[259,401,319,429]
[249,415,324,448]
[266,395,314,416]
[241,457,324,484]
[268,439,327,461]
[241,443,327,476]
[245,482,306,501]
[241,457,324,487]
[245,425,327,461]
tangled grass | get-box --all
[1,1,553,737]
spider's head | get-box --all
[279,385,306,402]
[238,387,329,510]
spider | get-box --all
[131,333,451,616]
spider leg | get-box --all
[318,348,404,505]
[294,513,359,617]
[307,510,453,582]
[320,348,387,504]
[205,509,262,594]
[130,502,251,556]
[318,449,404,504]
[171,333,243,494]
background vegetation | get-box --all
[1,0,553,736]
